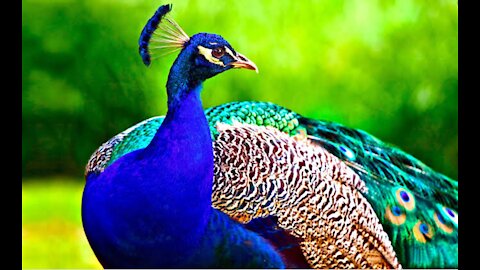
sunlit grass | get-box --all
[22,178,102,269]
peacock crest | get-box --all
[138,4,190,66]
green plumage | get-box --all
[85,101,458,268]
[87,101,302,174]
[206,102,301,138]
[300,117,457,267]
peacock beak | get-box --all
[229,52,259,73]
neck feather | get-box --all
[144,84,213,200]
[165,50,201,109]
[147,66,208,156]
[135,63,213,263]
[144,53,213,210]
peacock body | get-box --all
[82,4,458,269]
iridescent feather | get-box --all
[86,101,458,269]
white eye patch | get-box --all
[224,47,236,59]
[197,45,225,66]
[197,45,238,66]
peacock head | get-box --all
[139,4,257,82]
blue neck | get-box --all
[146,83,208,156]
[165,48,200,109]
[131,63,213,265]
[145,72,213,223]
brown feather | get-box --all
[212,123,401,269]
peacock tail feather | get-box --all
[300,117,458,268]
[85,101,458,269]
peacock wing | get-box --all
[85,116,165,176]
[212,121,400,269]
[298,117,458,268]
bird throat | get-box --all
[143,62,214,211]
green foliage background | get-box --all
[22,0,457,268]
[23,0,458,179]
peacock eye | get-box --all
[212,47,225,58]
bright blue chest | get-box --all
[82,88,214,267]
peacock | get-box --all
[82,4,458,269]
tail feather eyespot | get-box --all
[395,188,415,211]
[442,206,458,225]
[413,221,434,243]
[433,212,454,234]
[385,205,406,225]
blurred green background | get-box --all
[22,0,457,268]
